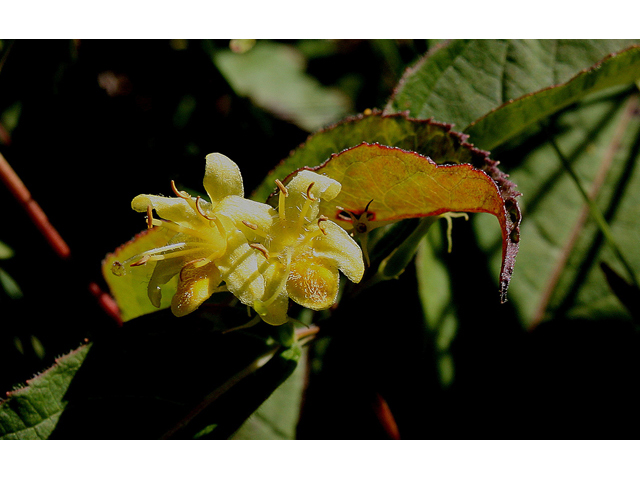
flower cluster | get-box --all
[113,153,364,325]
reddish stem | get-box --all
[0,151,122,324]
[0,152,71,259]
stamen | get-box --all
[275,179,288,197]
[242,220,258,230]
[300,228,325,246]
[195,196,215,220]
[170,180,190,199]
[146,205,153,229]
[275,179,288,222]
[317,215,328,235]
[241,220,269,238]
[298,182,317,227]
[250,243,270,260]
[306,182,316,201]
[130,254,151,267]
[150,218,210,240]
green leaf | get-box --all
[466,45,640,150]
[102,227,179,321]
[212,40,353,132]
[474,90,640,328]
[0,311,300,439]
[231,346,307,439]
[385,40,639,133]
[415,224,457,387]
[251,111,511,202]
[0,239,14,259]
[0,266,22,299]
[0,344,91,439]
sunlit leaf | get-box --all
[385,39,639,134]
[251,111,508,202]
[305,143,519,302]
[466,45,640,150]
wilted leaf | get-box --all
[102,227,178,321]
[305,143,520,302]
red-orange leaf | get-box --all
[300,143,520,302]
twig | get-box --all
[0,152,71,259]
[0,150,122,324]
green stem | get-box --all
[550,138,640,290]
[357,217,438,293]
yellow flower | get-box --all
[113,154,364,326]
[114,153,270,317]
[250,170,365,325]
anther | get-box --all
[170,180,190,199]
[275,179,289,197]
[146,205,153,229]
[195,196,215,220]
[306,182,316,201]
[250,243,270,260]
[242,220,258,230]
[276,179,288,221]
[317,215,329,235]
[179,258,209,281]
[130,254,151,267]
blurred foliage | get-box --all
[2,39,640,439]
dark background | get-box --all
[1,40,638,439]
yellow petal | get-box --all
[203,153,244,204]
[214,216,266,305]
[171,261,222,317]
[215,195,276,237]
[132,194,199,226]
[287,255,339,310]
[147,253,187,308]
[310,220,365,283]
[253,290,289,326]
[284,170,341,223]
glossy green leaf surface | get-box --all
[385,40,639,133]
[475,92,640,328]
[466,46,640,150]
